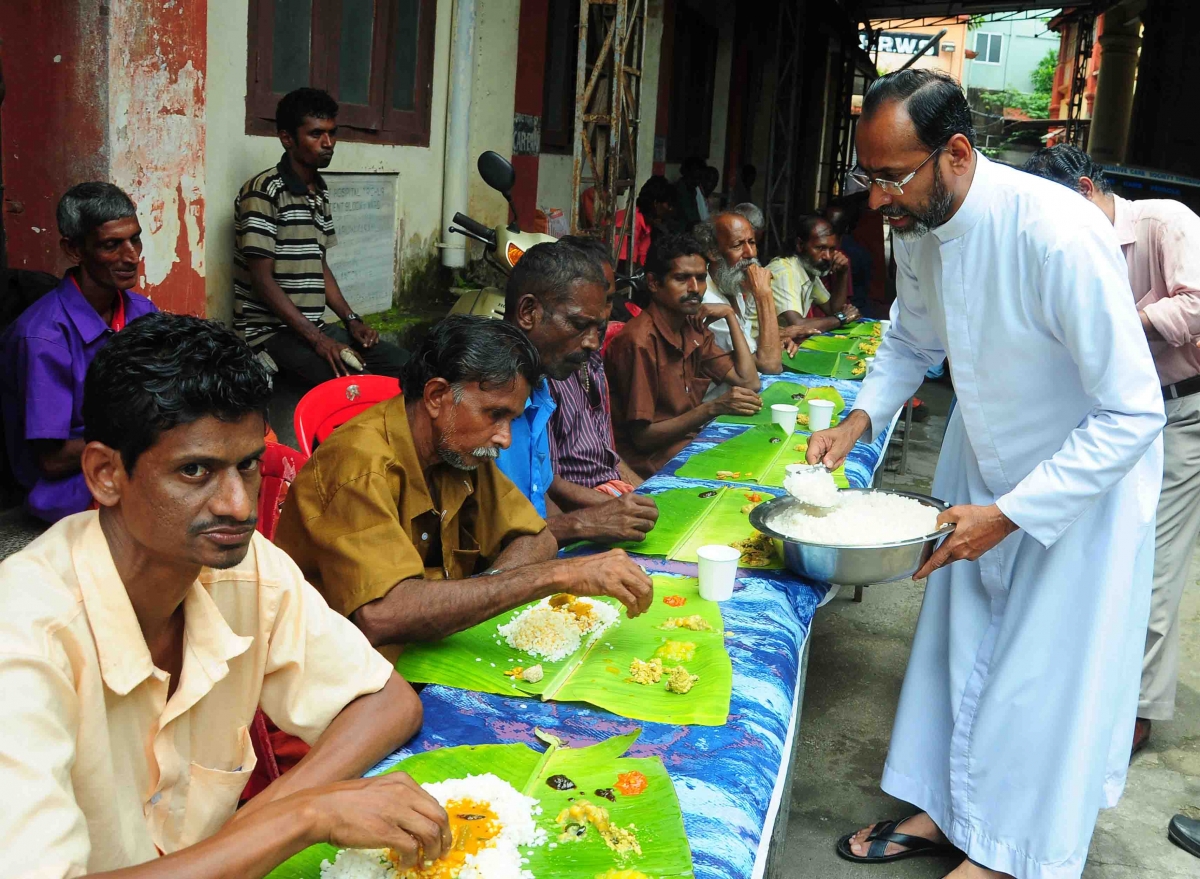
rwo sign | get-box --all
[859,30,940,56]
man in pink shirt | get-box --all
[1026,145,1200,753]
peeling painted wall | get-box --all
[108,0,208,315]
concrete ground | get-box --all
[782,380,1200,878]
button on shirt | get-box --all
[0,513,394,874]
[605,301,735,478]
[766,254,832,319]
[1112,194,1200,385]
[274,397,546,640]
[0,273,157,522]
[496,379,557,517]
[547,354,623,488]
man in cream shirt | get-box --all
[0,313,451,878]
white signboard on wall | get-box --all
[323,173,398,317]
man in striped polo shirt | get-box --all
[233,88,408,387]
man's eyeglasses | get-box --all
[849,148,941,195]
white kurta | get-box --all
[853,155,1165,879]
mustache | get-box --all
[189,515,257,536]
[471,446,499,459]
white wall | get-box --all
[536,152,576,229]
[204,0,498,322]
[466,0,521,230]
[707,16,735,182]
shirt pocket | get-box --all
[179,724,257,847]
[449,548,482,579]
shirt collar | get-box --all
[522,378,558,433]
[647,300,695,353]
[1111,194,1138,246]
[62,271,125,345]
[384,395,478,525]
[932,150,991,244]
[72,513,252,700]
[277,152,327,196]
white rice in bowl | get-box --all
[319,773,546,879]
[498,597,619,662]
[770,491,941,546]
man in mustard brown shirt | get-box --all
[0,313,452,877]
[274,315,653,652]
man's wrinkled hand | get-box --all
[912,504,1018,580]
[576,493,659,543]
[699,302,735,324]
[744,263,774,300]
[711,386,762,416]
[349,320,380,349]
[312,334,352,377]
[841,303,861,323]
[830,250,850,275]
[562,549,654,617]
[805,410,870,470]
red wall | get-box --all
[1,1,108,274]
[511,0,550,226]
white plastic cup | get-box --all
[770,403,799,434]
[697,544,741,601]
[807,398,835,432]
[863,356,876,377]
[879,319,891,336]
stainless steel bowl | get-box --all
[748,489,953,586]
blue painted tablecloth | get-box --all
[372,372,895,879]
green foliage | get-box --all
[979,88,1050,119]
[1031,47,1058,95]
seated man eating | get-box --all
[500,240,659,545]
[274,315,653,655]
[0,182,158,522]
[0,312,451,876]
[766,214,860,333]
[606,233,762,478]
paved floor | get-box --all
[781,380,1200,878]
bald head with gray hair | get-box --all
[57,183,138,245]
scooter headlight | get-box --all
[507,242,526,266]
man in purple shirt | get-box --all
[0,183,157,522]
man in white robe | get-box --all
[809,70,1165,879]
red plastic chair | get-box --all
[243,440,310,802]
[293,375,401,457]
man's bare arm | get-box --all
[547,475,610,512]
[32,438,86,479]
[626,403,718,455]
[351,538,654,644]
[232,673,422,822]
[247,257,328,342]
[745,265,783,374]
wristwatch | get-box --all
[835,310,847,326]
[342,311,362,324]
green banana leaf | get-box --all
[832,351,867,380]
[757,436,849,489]
[827,320,882,337]
[715,381,810,425]
[545,577,731,725]
[782,347,839,376]
[395,576,732,726]
[669,487,780,569]
[799,334,859,353]
[675,424,793,481]
[610,487,717,556]
[799,386,846,416]
[266,732,694,879]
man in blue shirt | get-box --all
[499,243,658,544]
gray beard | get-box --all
[883,164,954,240]
[438,445,499,471]
[713,256,759,297]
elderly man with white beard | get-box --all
[696,211,812,375]
[811,69,1164,879]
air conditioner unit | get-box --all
[942,41,956,53]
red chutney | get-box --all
[662,595,687,608]
[614,771,649,796]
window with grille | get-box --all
[974,32,1003,65]
[246,0,437,146]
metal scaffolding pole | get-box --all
[764,0,805,257]
[1063,13,1095,149]
[570,0,648,275]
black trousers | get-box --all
[262,323,409,389]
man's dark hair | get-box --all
[276,87,339,137]
[557,235,614,273]
[793,214,832,247]
[57,183,138,245]
[861,69,976,150]
[680,156,706,179]
[503,241,608,317]
[83,312,272,473]
[636,175,675,216]
[402,315,541,402]
[1022,145,1111,194]
[741,164,758,186]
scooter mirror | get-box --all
[478,151,516,195]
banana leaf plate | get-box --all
[265,731,694,879]
[674,424,848,489]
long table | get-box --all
[371,372,896,879]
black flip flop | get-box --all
[1168,814,1200,858]
[835,817,959,864]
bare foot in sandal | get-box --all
[841,812,952,860]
